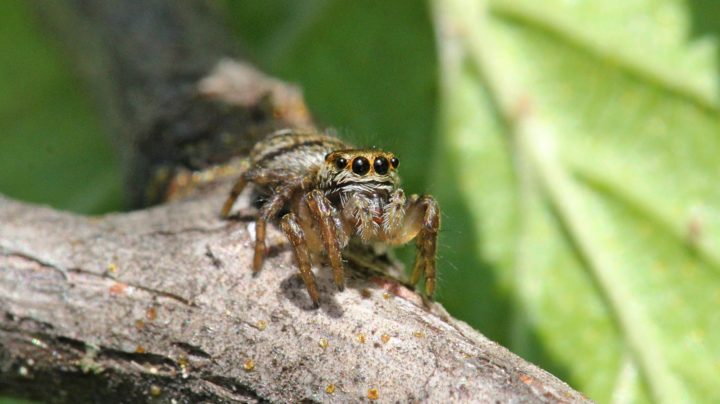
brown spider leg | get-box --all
[409,233,425,285]
[280,213,320,308]
[220,176,248,218]
[406,195,440,298]
[252,185,296,273]
[222,168,297,218]
[305,189,346,291]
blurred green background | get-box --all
[2,0,720,402]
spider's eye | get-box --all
[335,157,347,170]
[352,157,370,175]
[390,157,399,169]
[374,156,389,175]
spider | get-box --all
[220,128,439,307]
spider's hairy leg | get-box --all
[280,213,320,308]
[305,189,346,291]
[252,183,297,273]
[221,175,248,218]
[343,194,379,242]
[398,194,440,298]
[220,166,284,218]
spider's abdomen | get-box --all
[249,129,347,179]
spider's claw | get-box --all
[252,244,265,273]
[312,300,321,309]
[252,257,263,273]
[425,275,436,298]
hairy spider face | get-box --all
[321,150,400,193]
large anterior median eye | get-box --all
[374,156,389,175]
[352,157,370,175]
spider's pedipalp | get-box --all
[382,189,406,236]
[342,194,379,242]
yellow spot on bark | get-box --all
[368,388,379,400]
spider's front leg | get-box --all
[393,194,440,298]
[305,189,347,291]
[280,212,320,308]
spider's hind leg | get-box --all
[252,184,296,273]
[221,166,250,218]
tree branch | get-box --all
[0,189,588,402]
[32,0,312,208]
[0,1,591,402]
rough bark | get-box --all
[0,1,591,403]
[0,189,589,403]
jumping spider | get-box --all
[221,128,439,307]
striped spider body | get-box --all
[221,129,439,307]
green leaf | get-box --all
[433,0,720,402]
[0,1,122,214]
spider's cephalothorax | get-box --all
[221,128,439,307]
